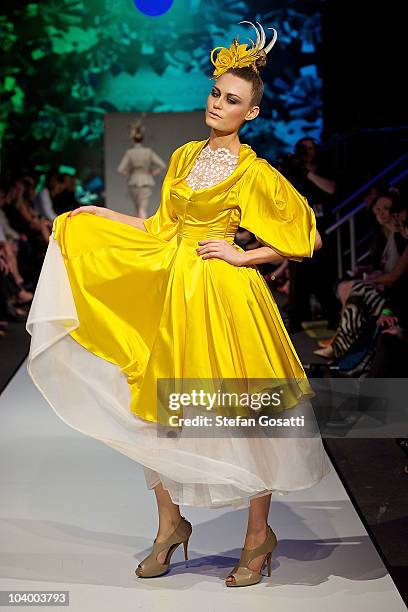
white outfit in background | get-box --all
[34,188,57,222]
[117,143,166,215]
[381,232,400,273]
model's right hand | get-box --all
[68,206,116,220]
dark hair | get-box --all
[295,137,321,153]
[224,55,266,107]
[370,187,401,213]
[0,180,10,194]
[44,168,59,187]
[294,137,323,165]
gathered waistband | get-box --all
[176,231,236,246]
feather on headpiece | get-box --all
[210,21,278,79]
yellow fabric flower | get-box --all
[210,38,263,79]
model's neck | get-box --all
[208,132,241,156]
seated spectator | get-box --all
[53,173,80,215]
[2,179,50,252]
[315,203,408,374]
[329,190,406,346]
[21,176,53,237]
[366,212,408,378]
[313,280,386,369]
[33,169,62,221]
[347,187,403,279]
[0,182,35,294]
[0,243,32,324]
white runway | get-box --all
[0,359,405,611]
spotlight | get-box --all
[134,0,174,16]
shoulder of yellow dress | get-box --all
[179,139,202,149]
[170,140,200,158]
[246,157,280,179]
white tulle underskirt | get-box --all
[26,235,331,509]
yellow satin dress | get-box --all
[50,137,317,426]
[27,137,332,508]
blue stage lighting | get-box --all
[134,0,174,16]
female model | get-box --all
[26,22,331,588]
[117,121,166,218]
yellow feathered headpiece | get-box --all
[210,20,278,80]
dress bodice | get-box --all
[141,138,317,261]
[167,141,251,246]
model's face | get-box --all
[205,73,259,134]
[372,197,392,225]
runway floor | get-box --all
[0,358,406,611]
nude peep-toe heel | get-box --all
[225,525,278,587]
[135,516,192,578]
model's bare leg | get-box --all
[225,493,272,584]
[137,186,152,220]
[153,481,182,564]
[128,185,141,218]
[138,203,148,219]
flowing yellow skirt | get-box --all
[26,213,330,508]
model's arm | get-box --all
[240,228,322,266]
[68,206,147,231]
[111,210,147,231]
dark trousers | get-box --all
[368,331,408,377]
[0,271,21,317]
[288,228,340,328]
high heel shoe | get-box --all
[135,516,192,578]
[225,525,277,587]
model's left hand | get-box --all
[196,239,247,267]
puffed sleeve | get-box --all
[142,143,189,241]
[238,160,317,262]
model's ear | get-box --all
[245,106,260,122]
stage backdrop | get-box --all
[1,0,323,192]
